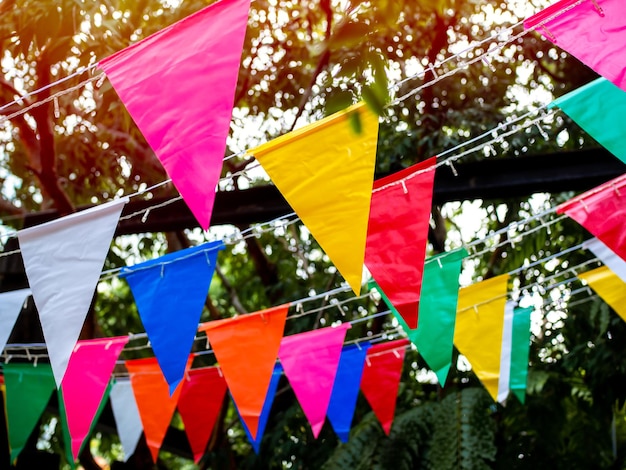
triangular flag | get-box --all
[3,363,56,463]
[411,248,467,385]
[278,324,350,437]
[454,274,509,402]
[365,158,437,329]
[57,381,112,467]
[98,0,251,229]
[61,337,129,460]
[110,379,143,462]
[510,306,532,404]
[120,241,223,394]
[326,342,371,443]
[250,103,379,294]
[557,174,626,262]
[584,237,626,283]
[497,302,515,403]
[0,288,30,353]
[200,305,288,439]
[369,248,466,386]
[549,78,626,164]
[126,357,190,463]
[579,266,626,322]
[360,339,408,435]
[17,198,128,386]
[237,363,283,454]
[525,0,626,90]
[178,366,228,463]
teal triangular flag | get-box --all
[510,306,532,404]
[550,77,626,164]
[370,247,467,386]
[119,241,224,394]
[411,248,467,385]
[3,363,56,463]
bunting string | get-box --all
[391,24,530,105]
[0,64,98,114]
[1,104,558,265]
[390,19,525,91]
[0,250,603,363]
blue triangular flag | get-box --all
[237,363,283,454]
[120,241,224,394]
[326,342,371,442]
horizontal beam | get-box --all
[18,148,623,235]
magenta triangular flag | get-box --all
[61,336,129,460]
[525,0,626,91]
[178,367,228,463]
[278,324,350,438]
[365,157,436,329]
[99,0,251,229]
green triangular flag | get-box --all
[57,382,113,467]
[369,247,467,386]
[509,306,532,404]
[411,248,467,385]
[3,363,56,463]
[549,77,626,164]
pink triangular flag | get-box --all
[178,366,228,463]
[17,198,128,386]
[278,324,350,437]
[525,0,626,91]
[0,288,30,353]
[61,336,129,460]
[98,0,251,230]
[360,339,408,435]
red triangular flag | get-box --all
[99,0,251,229]
[360,339,408,435]
[278,324,350,437]
[178,366,228,463]
[126,357,191,463]
[365,158,436,329]
[557,173,626,261]
[61,337,129,460]
[199,305,288,439]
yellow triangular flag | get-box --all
[250,103,379,294]
[454,274,509,401]
[579,266,626,322]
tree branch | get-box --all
[288,49,330,132]
[30,55,74,215]
[240,228,281,304]
[215,265,248,315]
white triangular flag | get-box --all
[17,198,128,386]
[110,378,143,461]
[497,301,515,403]
[0,288,31,352]
[584,238,626,283]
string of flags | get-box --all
[2,0,626,464]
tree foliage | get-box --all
[1,0,626,469]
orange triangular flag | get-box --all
[200,305,288,439]
[126,357,191,463]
